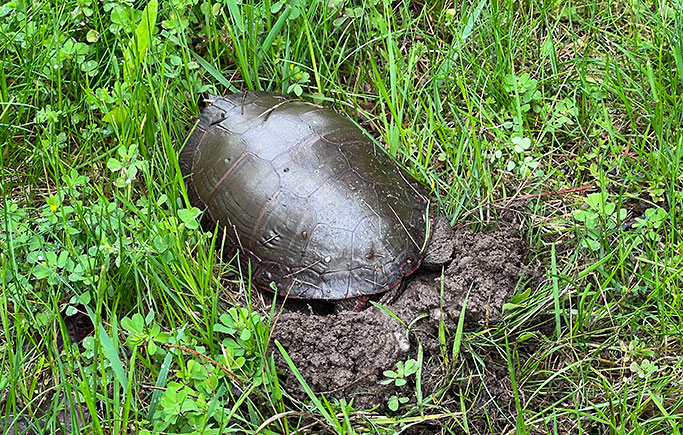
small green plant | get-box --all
[121,310,170,357]
[630,358,659,380]
[387,394,409,412]
[213,306,273,386]
[381,359,419,411]
[506,135,543,178]
[107,144,147,188]
[503,72,542,115]
[631,207,668,247]
[270,0,308,21]
[177,207,202,231]
[286,63,311,97]
[646,178,667,203]
[543,97,578,133]
[382,359,419,387]
[152,381,223,434]
[329,0,381,29]
[572,191,626,252]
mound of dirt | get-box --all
[271,221,530,411]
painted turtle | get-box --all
[179,91,431,310]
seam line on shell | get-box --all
[205,153,247,206]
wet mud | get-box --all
[271,218,531,417]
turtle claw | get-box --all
[334,296,370,313]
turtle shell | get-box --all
[179,91,430,301]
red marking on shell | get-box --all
[205,153,247,206]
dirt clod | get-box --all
[421,215,457,268]
[271,221,530,411]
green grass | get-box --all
[1,0,682,433]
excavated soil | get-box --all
[271,218,531,422]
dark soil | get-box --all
[271,217,532,428]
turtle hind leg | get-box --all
[378,282,404,304]
[334,281,405,313]
[334,296,370,313]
